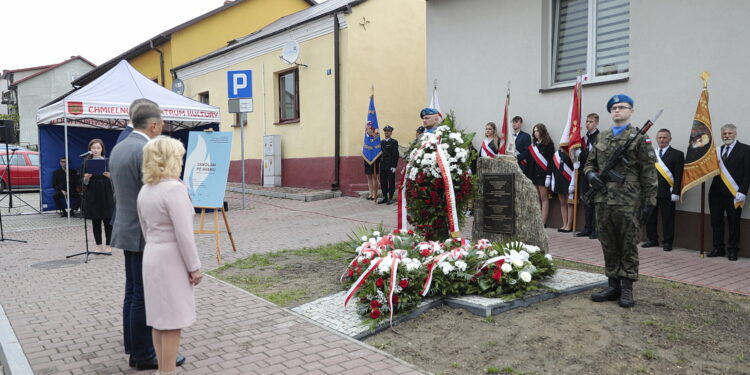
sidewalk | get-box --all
[0,190,748,374]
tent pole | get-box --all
[63,110,71,224]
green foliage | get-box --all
[644,349,658,360]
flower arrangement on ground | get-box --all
[402,114,476,240]
[341,230,556,329]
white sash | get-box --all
[717,147,744,208]
[552,151,573,182]
[654,151,674,192]
[480,138,497,158]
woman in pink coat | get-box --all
[137,136,202,375]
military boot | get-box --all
[618,278,635,308]
[591,277,620,302]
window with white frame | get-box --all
[552,0,630,85]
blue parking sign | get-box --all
[227,70,252,98]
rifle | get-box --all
[581,109,663,205]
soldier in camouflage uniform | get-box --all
[584,94,657,308]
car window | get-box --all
[11,154,26,166]
[27,154,39,166]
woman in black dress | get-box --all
[551,146,575,232]
[524,123,555,226]
[81,139,115,253]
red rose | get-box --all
[392,229,400,234]
[495,259,505,267]
[399,279,409,288]
[408,230,414,235]
[370,308,381,319]
[375,278,384,287]
[420,248,431,257]
[352,260,359,267]
[370,300,381,308]
[347,269,354,277]
[492,270,503,281]
[362,258,371,265]
[392,295,399,304]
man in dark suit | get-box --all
[642,128,684,251]
[110,99,185,370]
[708,123,750,261]
[575,113,601,239]
[379,125,399,205]
[511,116,531,171]
[52,157,80,217]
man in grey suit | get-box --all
[110,99,185,370]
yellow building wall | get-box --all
[127,0,311,88]
[179,0,425,163]
[340,0,426,157]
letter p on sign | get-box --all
[227,70,252,98]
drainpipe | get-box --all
[332,12,341,191]
[150,41,166,87]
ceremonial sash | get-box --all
[552,151,573,182]
[480,139,497,158]
[716,147,745,208]
[654,151,674,191]
[529,144,548,171]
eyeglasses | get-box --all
[610,105,632,111]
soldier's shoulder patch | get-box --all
[645,139,652,144]
[648,149,656,159]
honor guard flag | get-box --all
[680,73,719,195]
[429,83,443,119]
[498,86,510,155]
[362,95,382,165]
[559,75,584,151]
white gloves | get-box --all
[671,194,680,202]
[568,181,576,194]
[390,167,396,173]
[735,192,746,203]
[574,149,582,158]
[545,175,552,188]
[573,161,581,170]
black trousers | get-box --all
[91,219,112,245]
[583,201,596,233]
[54,191,80,211]
[708,189,743,251]
[380,169,396,199]
[646,197,675,246]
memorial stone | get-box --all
[472,155,549,252]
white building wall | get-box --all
[15,60,94,146]
[427,0,750,215]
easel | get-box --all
[194,206,236,264]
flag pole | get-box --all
[571,72,582,232]
[505,81,511,155]
[699,72,709,258]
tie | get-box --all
[722,145,729,162]
[659,148,664,158]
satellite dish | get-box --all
[281,40,300,64]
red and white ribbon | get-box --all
[529,144,548,172]
[480,138,497,158]
[420,247,465,296]
[552,151,573,182]
[340,241,383,282]
[434,140,461,238]
[343,257,385,307]
[387,249,408,325]
[397,166,408,231]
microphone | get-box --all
[79,151,92,157]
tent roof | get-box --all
[37,60,220,129]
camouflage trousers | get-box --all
[595,203,640,281]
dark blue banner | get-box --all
[362,95,382,164]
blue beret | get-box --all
[607,94,634,113]
[420,108,439,118]
[383,125,394,131]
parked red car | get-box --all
[0,148,40,192]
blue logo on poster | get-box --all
[227,70,252,98]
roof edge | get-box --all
[10,56,96,87]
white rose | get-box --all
[440,262,455,274]
[545,254,553,261]
[520,271,532,283]
[512,259,524,268]
[524,245,540,254]
[476,250,486,259]
[378,258,393,274]
[373,231,380,237]
[501,263,513,273]
[488,250,498,257]
[361,235,368,241]
[455,260,467,272]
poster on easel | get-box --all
[184,131,233,208]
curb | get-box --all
[0,303,33,375]
[226,186,342,202]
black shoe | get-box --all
[176,353,186,367]
[589,232,598,239]
[559,229,572,233]
[575,230,591,237]
[366,197,374,201]
[641,241,659,248]
[131,354,186,370]
[591,278,621,302]
[59,211,68,217]
[386,199,393,205]
[663,245,672,252]
[377,198,388,204]
[618,278,635,308]
[728,250,738,261]
[707,248,725,257]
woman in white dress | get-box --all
[137,136,202,374]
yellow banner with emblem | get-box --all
[680,72,719,195]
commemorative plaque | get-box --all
[481,173,514,234]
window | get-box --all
[278,69,299,123]
[27,154,39,166]
[198,91,210,104]
[552,0,630,85]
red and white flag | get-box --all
[429,81,443,119]
[498,86,509,155]
[559,75,586,151]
